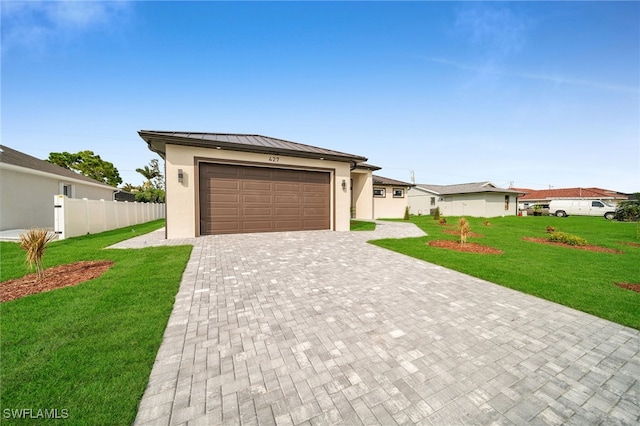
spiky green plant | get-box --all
[19,228,56,280]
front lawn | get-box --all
[350,220,376,231]
[0,220,192,425]
[371,215,640,330]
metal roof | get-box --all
[0,145,115,188]
[138,131,368,163]
[372,175,414,187]
[415,181,523,195]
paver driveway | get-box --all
[120,222,639,425]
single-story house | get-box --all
[0,145,117,231]
[408,181,523,217]
[372,175,414,219]
[515,187,629,209]
[138,131,409,238]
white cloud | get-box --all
[426,57,639,95]
[454,4,532,56]
[1,0,132,55]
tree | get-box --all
[47,150,122,186]
[124,159,166,203]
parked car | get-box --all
[522,204,550,216]
[548,199,616,219]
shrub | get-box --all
[433,207,440,221]
[19,228,56,280]
[547,232,587,246]
[614,200,640,222]
[403,206,410,220]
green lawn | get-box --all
[371,215,640,330]
[0,220,192,425]
[350,220,377,231]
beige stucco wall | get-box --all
[351,171,373,220]
[164,144,353,238]
[373,185,410,219]
[407,187,437,216]
[0,164,115,230]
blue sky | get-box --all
[2,1,639,192]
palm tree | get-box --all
[136,165,159,189]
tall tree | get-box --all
[47,150,122,186]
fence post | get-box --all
[54,194,66,240]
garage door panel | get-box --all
[244,207,273,216]
[275,207,301,216]
[200,163,330,235]
[274,182,301,192]
[242,194,272,204]
[243,181,272,191]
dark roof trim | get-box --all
[373,175,414,187]
[138,131,368,163]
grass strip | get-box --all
[350,220,376,231]
[1,220,193,425]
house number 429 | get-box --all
[269,156,280,162]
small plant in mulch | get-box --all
[483,220,491,226]
[19,228,56,281]
[458,217,470,245]
[438,218,447,225]
[546,226,556,233]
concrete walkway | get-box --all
[116,222,639,425]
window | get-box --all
[504,195,510,210]
[373,188,386,198]
[60,183,74,198]
[592,201,604,207]
[430,197,436,206]
[393,188,404,198]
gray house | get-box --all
[0,145,117,231]
[408,181,523,217]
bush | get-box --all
[433,207,440,221]
[548,232,588,246]
[403,206,410,220]
[614,200,640,222]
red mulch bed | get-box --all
[442,229,484,238]
[1,260,114,302]
[427,240,503,254]
[522,237,624,254]
[615,282,640,293]
[620,242,640,248]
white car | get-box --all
[548,199,616,219]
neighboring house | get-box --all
[372,175,414,219]
[0,145,117,231]
[139,131,382,238]
[515,187,629,209]
[408,182,522,217]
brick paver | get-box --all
[118,222,639,425]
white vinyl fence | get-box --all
[54,195,165,240]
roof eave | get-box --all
[139,131,368,163]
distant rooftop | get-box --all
[0,145,114,188]
[138,131,368,163]
[416,181,522,195]
[518,187,628,201]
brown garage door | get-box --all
[199,163,330,235]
